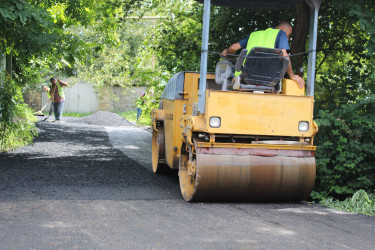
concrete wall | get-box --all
[94,85,146,112]
[111,87,146,112]
[23,90,42,111]
[25,80,146,113]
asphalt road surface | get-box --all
[0,113,374,249]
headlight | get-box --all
[209,117,221,128]
[299,121,309,132]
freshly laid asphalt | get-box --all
[0,113,374,249]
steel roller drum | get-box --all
[179,148,316,202]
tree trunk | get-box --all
[291,2,310,77]
[6,53,12,77]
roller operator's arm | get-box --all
[221,43,242,57]
[282,49,305,89]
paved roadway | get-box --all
[0,121,374,249]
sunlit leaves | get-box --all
[314,0,375,110]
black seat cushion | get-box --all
[241,47,289,87]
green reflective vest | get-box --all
[46,88,51,99]
[235,28,280,76]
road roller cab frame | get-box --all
[152,0,322,202]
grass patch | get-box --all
[319,190,375,216]
[0,120,37,152]
[43,111,94,117]
[118,110,137,122]
[118,110,151,126]
[64,112,95,117]
[137,114,151,126]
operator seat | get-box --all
[234,47,289,93]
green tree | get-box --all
[0,0,151,151]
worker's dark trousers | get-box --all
[137,108,142,121]
[53,101,64,121]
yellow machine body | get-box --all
[195,90,314,136]
[152,72,317,202]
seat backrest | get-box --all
[241,47,289,86]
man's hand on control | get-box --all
[221,43,241,57]
[290,75,305,89]
[221,49,228,57]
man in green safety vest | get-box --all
[43,78,69,122]
[221,21,305,89]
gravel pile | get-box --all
[67,111,134,127]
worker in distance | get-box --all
[43,78,69,122]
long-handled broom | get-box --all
[43,102,53,121]
[33,102,49,116]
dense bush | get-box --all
[313,95,375,198]
[0,75,37,152]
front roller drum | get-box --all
[179,148,316,202]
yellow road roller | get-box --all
[151,0,322,202]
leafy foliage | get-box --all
[0,74,37,152]
[314,95,375,197]
[150,1,202,72]
[75,19,154,87]
[1,0,152,87]
[314,0,375,111]
[0,0,55,56]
